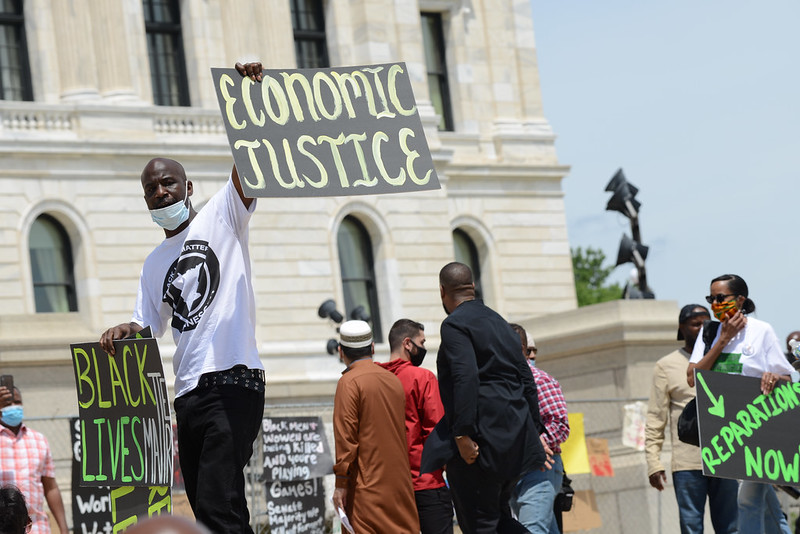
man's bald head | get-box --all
[439,262,474,292]
[439,262,476,314]
[141,158,187,184]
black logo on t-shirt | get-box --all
[162,240,220,332]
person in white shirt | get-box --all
[100,61,266,534]
[687,274,793,534]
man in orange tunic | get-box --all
[332,320,420,533]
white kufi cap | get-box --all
[339,320,373,348]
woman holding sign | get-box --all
[687,273,794,534]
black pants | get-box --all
[174,384,264,533]
[416,486,454,534]
[447,459,528,534]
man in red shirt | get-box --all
[378,319,454,534]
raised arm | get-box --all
[230,61,264,209]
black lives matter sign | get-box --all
[70,418,171,533]
[211,63,440,197]
[71,335,172,487]
[696,369,800,486]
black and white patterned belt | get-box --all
[197,365,265,393]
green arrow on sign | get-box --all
[696,371,725,418]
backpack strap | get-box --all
[702,320,720,355]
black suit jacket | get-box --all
[421,299,546,480]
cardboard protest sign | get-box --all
[70,418,172,533]
[695,369,800,486]
[561,413,590,474]
[266,478,325,533]
[586,438,614,477]
[71,334,172,487]
[562,490,603,532]
[621,400,647,451]
[262,416,333,481]
[211,63,440,197]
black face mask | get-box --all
[409,341,427,367]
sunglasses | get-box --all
[526,347,538,356]
[705,293,736,304]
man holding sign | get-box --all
[100,61,266,534]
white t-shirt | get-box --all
[689,317,793,378]
[133,177,263,397]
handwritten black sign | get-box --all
[262,416,333,482]
[266,478,325,534]
[211,63,440,197]
[696,369,800,486]
[71,336,172,487]
[70,418,172,533]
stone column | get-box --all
[51,0,100,101]
[89,0,139,102]
[220,1,294,69]
[342,0,400,64]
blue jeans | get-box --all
[672,470,737,534]
[738,481,791,534]
[510,454,563,534]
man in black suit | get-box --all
[426,261,549,533]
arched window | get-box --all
[453,228,483,300]
[337,216,382,340]
[29,214,78,312]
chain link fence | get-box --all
[22,398,800,533]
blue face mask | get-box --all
[1,405,23,427]
[149,189,190,231]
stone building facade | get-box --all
[2,5,740,532]
[0,0,574,407]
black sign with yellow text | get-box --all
[211,63,440,197]
[70,418,172,533]
[696,369,800,486]
[71,335,172,487]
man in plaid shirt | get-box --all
[509,324,570,534]
[0,385,68,534]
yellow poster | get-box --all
[560,412,590,474]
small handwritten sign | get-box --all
[262,416,333,482]
[696,369,800,486]
[211,63,440,198]
[586,438,614,477]
[266,478,325,533]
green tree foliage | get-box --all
[571,246,623,307]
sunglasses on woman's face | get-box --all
[705,293,736,304]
